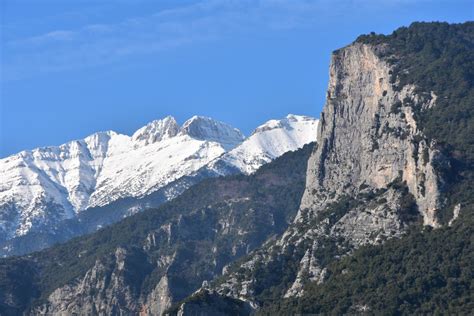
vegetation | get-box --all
[209,189,399,308]
[1,22,472,316]
[259,207,474,315]
[0,144,314,315]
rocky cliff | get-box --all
[300,42,442,227]
[174,22,474,314]
[203,41,433,306]
[279,39,447,298]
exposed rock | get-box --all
[196,41,448,309]
[172,289,252,316]
[141,276,173,316]
[132,116,180,146]
[449,203,462,226]
[34,248,143,315]
[300,43,442,227]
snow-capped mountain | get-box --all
[209,114,318,175]
[0,114,318,245]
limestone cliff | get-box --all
[244,22,474,315]
[188,40,451,312]
[300,42,443,227]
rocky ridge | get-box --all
[174,29,460,314]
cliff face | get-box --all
[285,42,446,297]
[301,43,443,227]
[33,248,146,315]
[172,23,474,315]
[193,41,450,311]
[33,41,449,316]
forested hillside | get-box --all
[258,21,474,315]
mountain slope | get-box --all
[172,22,473,315]
[259,211,473,315]
[0,115,318,257]
[259,21,474,315]
[1,20,470,316]
[209,115,318,175]
[0,143,314,315]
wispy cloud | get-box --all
[1,0,444,81]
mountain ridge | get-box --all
[0,21,471,316]
[0,142,315,315]
[168,21,473,315]
[0,114,318,256]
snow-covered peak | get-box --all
[132,116,179,146]
[0,114,246,240]
[84,131,117,158]
[179,116,245,149]
[0,112,318,244]
[252,114,315,135]
[210,115,319,175]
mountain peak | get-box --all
[251,114,316,135]
[209,114,319,175]
[285,114,311,121]
[180,116,244,148]
[84,130,117,145]
[132,116,179,146]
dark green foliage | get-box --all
[315,195,357,226]
[0,258,40,315]
[258,206,474,315]
[390,100,402,114]
[398,187,419,223]
[213,192,385,309]
[263,196,357,298]
[177,22,473,315]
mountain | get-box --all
[209,114,318,175]
[170,22,474,315]
[0,143,314,315]
[0,21,472,316]
[0,114,318,256]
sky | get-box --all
[1,0,472,157]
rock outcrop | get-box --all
[300,42,443,227]
[185,40,449,311]
[2,22,469,316]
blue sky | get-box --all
[1,0,472,157]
